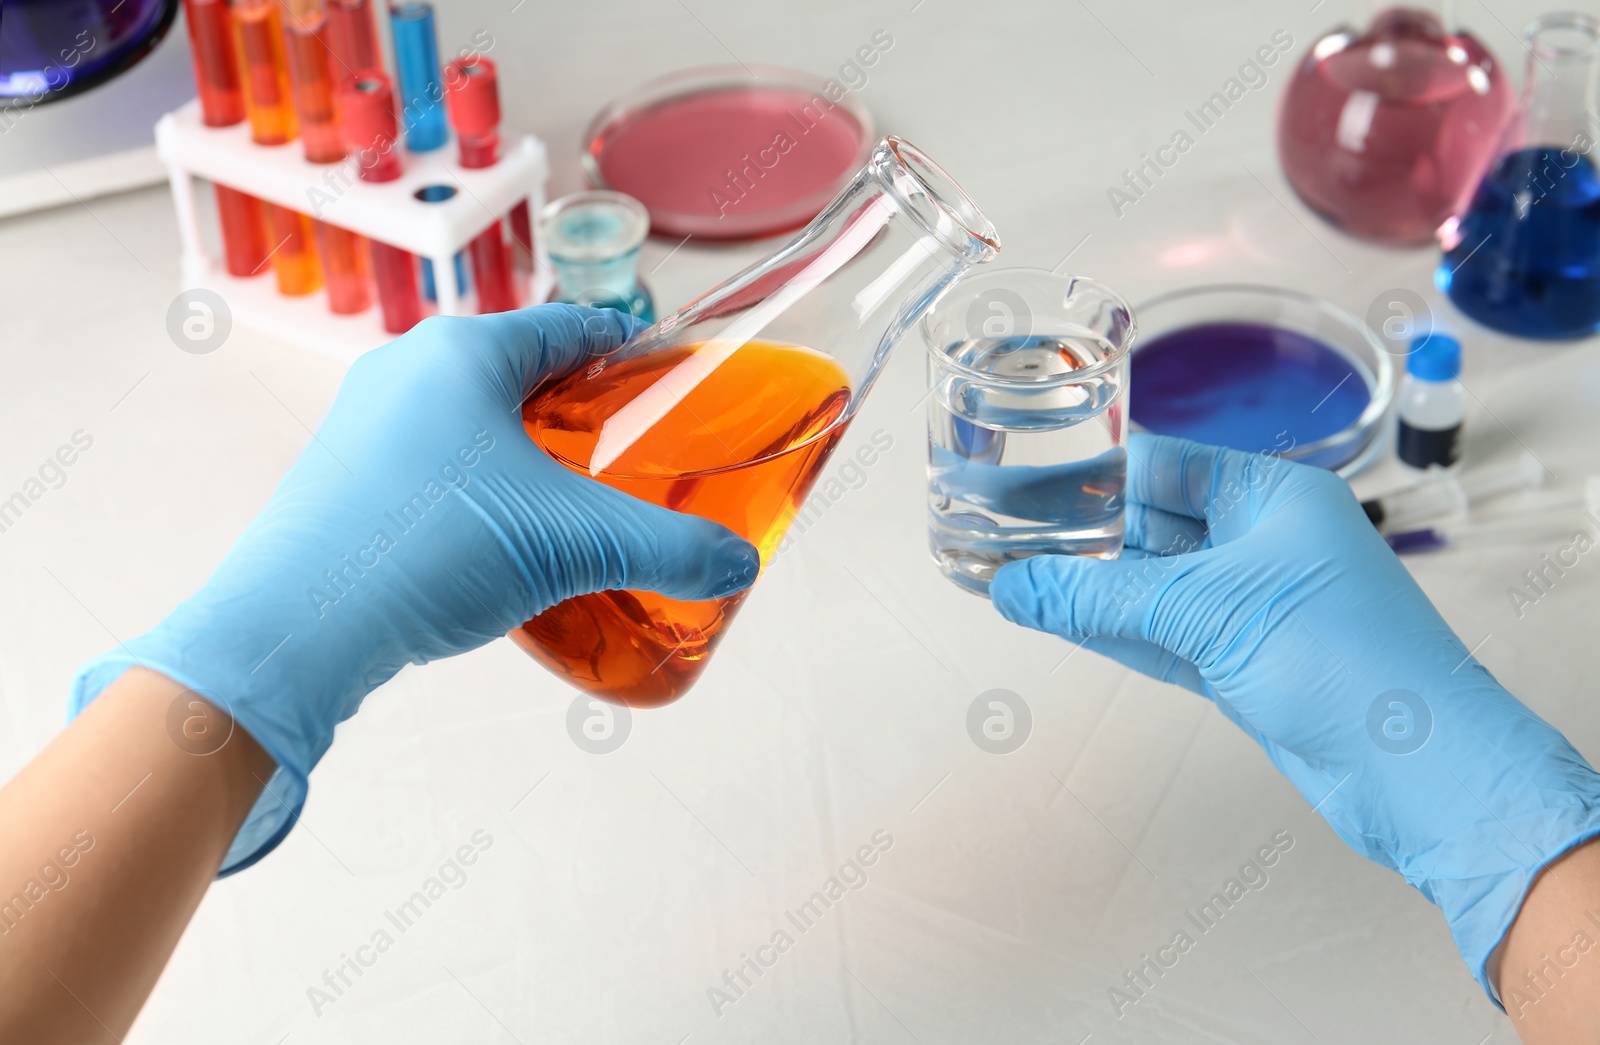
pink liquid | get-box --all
[1277,8,1511,245]
[588,85,866,240]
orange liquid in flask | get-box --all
[518,340,852,707]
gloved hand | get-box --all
[70,306,759,873]
[990,433,1600,1003]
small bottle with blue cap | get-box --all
[1397,333,1464,470]
[539,191,656,324]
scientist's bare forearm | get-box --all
[1496,838,1600,1044]
[0,668,272,1043]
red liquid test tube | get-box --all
[509,199,534,272]
[443,55,519,314]
[340,71,423,333]
[179,0,271,278]
[283,0,373,315]
[281,0,341,163]
[315,220,372,314]
[326,0,381,77]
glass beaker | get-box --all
[541,190,657,323]
[1277,1,1513,245]
[514,137,999,707]
[1440,13,1600,339]
[923,269,1134,597]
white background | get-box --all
[2,0,1598,1042]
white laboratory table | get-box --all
[2,1,1598,1042]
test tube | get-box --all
[444,55,518,314]
[282,0,372,315]
[509,200,534,272]
[230,0,322,296]
[340,71,423,332]
[389,2,451,299]
[184,0,246,123]
[326,0,381,75]
[266,205,323,296]
[388,3,446,152]
[280,0,341,162]
[230,0,296,144]
[179,0,272,278]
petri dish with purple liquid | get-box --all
[1131,286,1394,474]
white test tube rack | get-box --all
[157,98,552,366]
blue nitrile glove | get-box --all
[69,305,760,874]
[989,433,1600,1004]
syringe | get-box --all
[1386,477,1600,554]
[1362,451,1545,533]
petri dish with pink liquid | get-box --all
[583,65,875,242]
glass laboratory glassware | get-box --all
[540,191,656,323]
[339,72,423,333]
[282,0,372,315]
[444,55,520,315]
[178,0,272,278]
[1130,285,1394,475]
[516,136,999,707]
[924,269,1133,597]
[231,0,323,296]
[327,0,381,75]
[1277,1,1513,245]
[0,0,177,105]
[582,65,876,242]
[1440,13,1600,339]
[389,2,446,152]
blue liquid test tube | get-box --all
[389,2,446,153]
[391,2,449,296]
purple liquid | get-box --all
[1131,322,1370,466]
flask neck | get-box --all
[1357,1,1455,34]
[1518,13,1600,150]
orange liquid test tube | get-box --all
[283,0,372,314]
[230,0,321,296]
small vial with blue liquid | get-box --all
[1396,333,1464,471]
[539,191,656,323]
[1439,13,1600,340]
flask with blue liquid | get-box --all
[540,191,656,323]
[1439,12,1600,340]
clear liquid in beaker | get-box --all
[928,334,1126,597]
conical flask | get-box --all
[513,136,1000,707]
[1440,12,1600,339]
[1277,1,1513,245]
